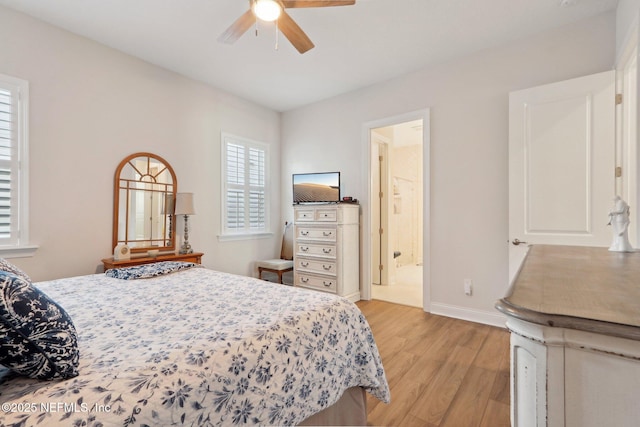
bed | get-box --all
[0,262,390,426]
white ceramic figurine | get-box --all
[607,196,633,252]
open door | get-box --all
[509,70,616,283]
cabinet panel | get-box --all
[565,347,640,427]
[513,343,539,427]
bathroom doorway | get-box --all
[370,119,424,307]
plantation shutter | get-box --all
[0,86,17,243]
[225,142,245,230]
[248,147,265,230]
[223,135,268,234]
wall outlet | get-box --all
[464,279,473,296]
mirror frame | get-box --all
[112,152,178,254]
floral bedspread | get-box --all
[0,268,389,426]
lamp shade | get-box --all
[162,193,174,215]
[175,192,196,215]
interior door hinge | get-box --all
[379,191,383,198]
[615,166,622,178]
[379,228,383,235]
[379,264,384,271]
[616,93,623,105]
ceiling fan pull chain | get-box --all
[275,20,279,50]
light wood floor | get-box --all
[356,300,511,427]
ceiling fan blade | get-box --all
[218,9,255,44]
[281,1,355,7]
[278,10,315,53]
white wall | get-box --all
[281,12,616,325]
[0,5,282,281]
[617,0,640,58]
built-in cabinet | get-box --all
[293,204,360,302]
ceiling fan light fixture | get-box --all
[253,0,282,22]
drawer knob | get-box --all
[301,277,309,283]
[323,264,332,270]
[301,262,309,267]
[323,231,332,236]
[301,247,309,252]
[323,281,332,287]
[301,230,309,236]
[322,248,332,254]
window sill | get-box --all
[0,245,39,258]
[218,232,274,242]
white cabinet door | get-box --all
[508,71,616,283]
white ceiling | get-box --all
[0,0,618,112]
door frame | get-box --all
[360,109,431,311]
[370,132,390,286]
[615,18,639,247]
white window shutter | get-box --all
[222,134,269,235]
[0,86,18,244]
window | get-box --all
[221,133,270,238]
[0,74,34,256]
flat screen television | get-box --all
[293,172,340,204]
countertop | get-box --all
[495,245,640,341]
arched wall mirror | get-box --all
[112,153,177,253]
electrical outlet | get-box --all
[464,279,472,296]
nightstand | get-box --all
[102,252,203,271]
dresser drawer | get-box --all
[297,227,337,242]
[295,207,338,222]
[296,243,336,259]
[315,208,337,222]
[296,273,337,293]
[297,258,337,276]
[295,208,316,222]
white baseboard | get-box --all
[430,302,507,329]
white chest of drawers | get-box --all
[293,204,360,302]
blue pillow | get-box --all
[0,271,79,380]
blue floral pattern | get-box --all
[0,271,79,380]
[0,268,389,426]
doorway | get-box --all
[367,116,427,308]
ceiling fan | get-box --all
[218,0,356,54]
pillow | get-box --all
[105,261,198,280]
[0,271,79,380]
[0,258,31,283]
